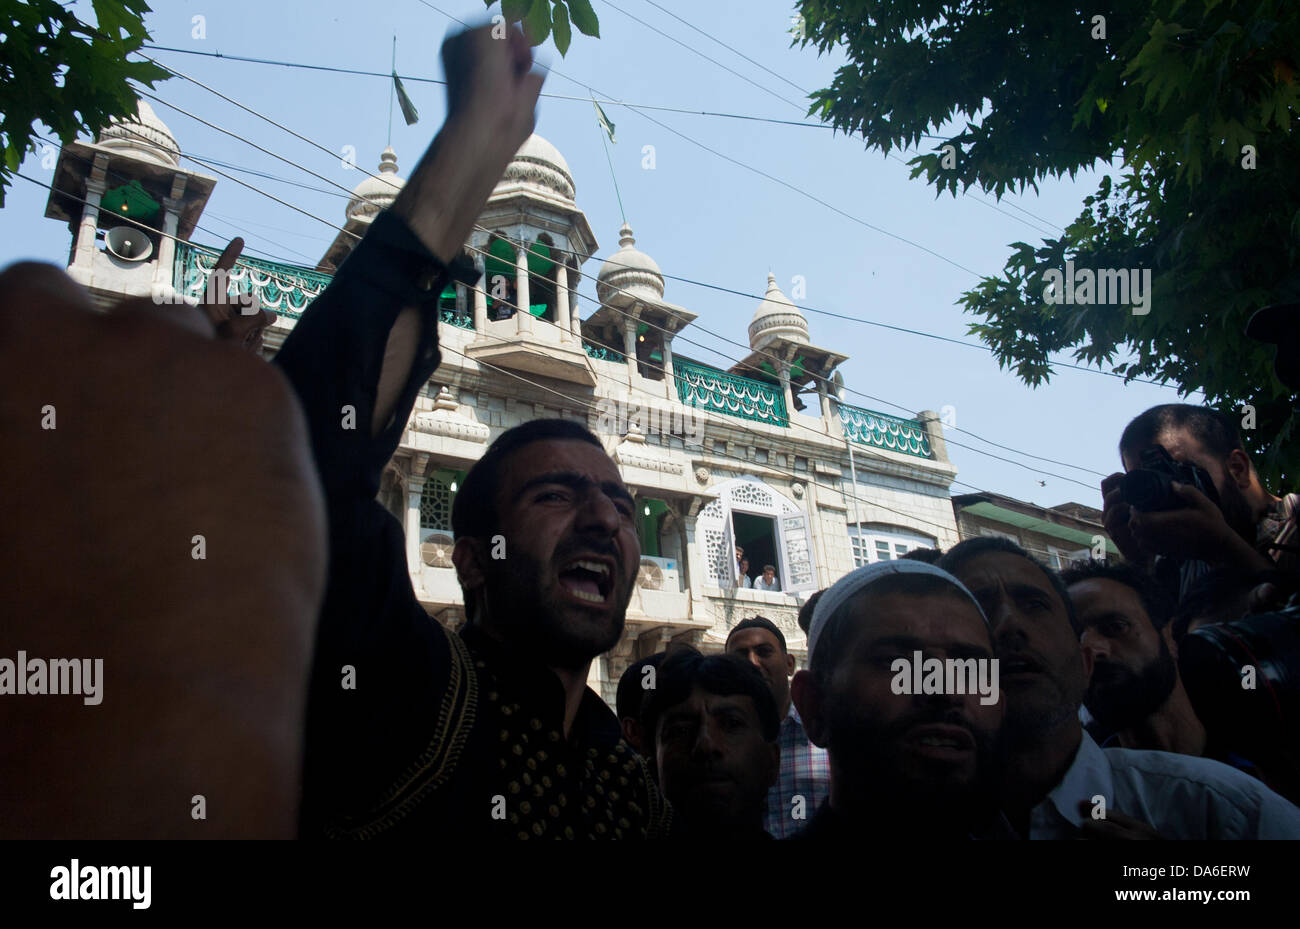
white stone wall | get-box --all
[393,348,961,709]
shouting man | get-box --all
[280,24,666,839]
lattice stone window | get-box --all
[704,527,729,587]
[697,478,818,592]
[420,474,454,538]
[731,481,773,509]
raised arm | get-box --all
[274,25,542,504]
[270,24,544,836]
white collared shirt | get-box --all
[1030,731,1300,839]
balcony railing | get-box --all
[674,358,787,427]
[840,403,933,458]
[583,341,625,363]
[439,308,475,330]
[173,242,332,320]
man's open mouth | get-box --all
[1000,653,1043,678]
[906,723,975,753]
[558,557,615,605]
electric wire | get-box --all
[97,91,1113,486]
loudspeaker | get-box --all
[104,226,154,262]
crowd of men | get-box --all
[3,23,1299,840]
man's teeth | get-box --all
[573,559,610,577]
[570,588,603,603]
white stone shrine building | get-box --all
[43,104,963,705]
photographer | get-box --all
[1101,404,1299,598]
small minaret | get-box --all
[318,147,405,273]
[43,100,215,308]
[586,222,696,382]
[734,272,848,420]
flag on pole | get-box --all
[593,100,616,143]
[393,71,419,125]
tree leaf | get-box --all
[521,0,551,46]
[565,0,600,37]
[552,2,572,56]
[502,0,533,23]
[792,0,1300,482]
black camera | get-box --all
[1179,602,1300,802]
[1118,444,1221,513]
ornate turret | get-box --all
[731,271,846,420]
[43,98,215,305]
[96,99,181,168]
[465,133,600,386]
[346,147,404,222]
[749,272,809,350]
[317,148,406,272]
[596,223,664,305]
[493,133,577,205]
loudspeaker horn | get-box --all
[104,226,154,262]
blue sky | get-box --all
[0,0,1198,508]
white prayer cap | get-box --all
[807,560,988,665]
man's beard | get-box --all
[826,703,1003,837]
[1216,476,1258,543]
[1084,636,1178,732]
[479,541,630,670]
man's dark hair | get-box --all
[810,572,984,686]
[641,647,780,747]
[451,418,604,540]
[796,589,826,635]
[616,653,665,722]
[900,547,944,564]
[726,616,787,653]
[1061,559,1176,632]
[1119,404,1244,462]
[762,564,776,573]
[938,536,1081,635]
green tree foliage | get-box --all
[486,0,599,56]
[796,0,1300,481]
[0,0,169,207]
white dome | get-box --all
[749,272,809,348]
[495,133,575,202]
[597,223,664,304]
[97,99,181,167]
[346,147,404,223]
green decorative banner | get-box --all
[674,358,788,427]
[840,403,933,459]
[174,242,332,319]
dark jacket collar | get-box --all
[457,623,623,750]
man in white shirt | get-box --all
[755,564,780,592]
[1031,727,1297,839]
[939,536,1300,839]
[738,558,753,589]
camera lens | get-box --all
[1118,469,1170,512]
[1180,612,1299,759]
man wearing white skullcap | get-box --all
[791,560,1012,840]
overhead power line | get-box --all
[109,43,1160,488]
[105,98,1105,491]
[125,84,1111,485]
